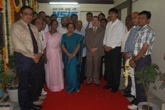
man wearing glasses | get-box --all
[10,6,42,110]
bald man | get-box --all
[124,12,140,110]
[74,20,86,84]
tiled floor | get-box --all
[12,74,164,110]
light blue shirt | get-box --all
[74,29,86,57]
[124,25,140,56]
[74,29,85,36]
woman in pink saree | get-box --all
[44,20,64,92]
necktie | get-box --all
[27,24,38,54]
[93,27,97,34]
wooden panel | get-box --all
[38,0,114,4]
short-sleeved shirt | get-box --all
[132,24,155,56]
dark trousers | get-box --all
[100,56,105,80]
[105,47,121,89]
[31,56,45,101]
[127,76,132,90]
[80,56,86,83]
[134,55,151,105]
[14,52,36,110]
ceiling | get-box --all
[37,0,114,4]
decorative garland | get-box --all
[2,47,8,74]
[11,0,21,13]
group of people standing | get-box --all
[10,5,155,110]
[120,11,155,110]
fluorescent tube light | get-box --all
[49,2,78,5]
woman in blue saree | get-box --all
[61,22,83,93]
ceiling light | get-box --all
[49,2,78,5]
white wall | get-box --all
[132,0,165,102]
[39,3,114,23]
[121,7,127,24]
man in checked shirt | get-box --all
[128,11,156,110]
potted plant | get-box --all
[0,72,15,110]
[135,63,165,110]
[7,54,18,102]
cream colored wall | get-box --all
[121,7,127,25]
[114,0,127,6]
[39,3,114,23]
[132,0,165,102]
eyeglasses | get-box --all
[22,13,33,17]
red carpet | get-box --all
[42,79,130,110]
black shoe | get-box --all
[121,88,127,92]
[103,85,112,89]
[32,105,43,109]
[123,90,131,94]
[123,93,135,98]
[121,88,130,93]
[130,98,136,104]
[111,88,118,93]
[30,106,41,110]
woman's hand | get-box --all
[67,53,74,59]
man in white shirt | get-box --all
[31,18,47,108]
[103,8,126,93]
[57,17,68,34]
[38,11,49,32]
[83,12,93,31]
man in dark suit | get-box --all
[85,16,105,87]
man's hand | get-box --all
[33,53,41,63]
[104,45,112,52]
[125,53,130,60]
[129,58,136,68]
[121,52,125,57]
[44,57,47,64]
[90,48,96,55]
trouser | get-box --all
[80,56,86,83]
[31,56,45,101]
[86,56,101,84]
[129,60,136,96]
[134,55,151,105]
[99,56,105,80]
[14,52,36,110]
[105,47,121,89]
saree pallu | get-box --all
[62,33,83,92]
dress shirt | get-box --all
[39,31,46,52]
[121,30,130,52]
[57,27,68,34]
[43,24,49,33]
[74,29,86,57]
[103,19,126,48]
[83,21,93,31]
[125,25,140,56]
[10,19,42,58]
[132,24,155,56]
